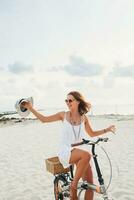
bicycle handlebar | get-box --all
[71,137,109,147]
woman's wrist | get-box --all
[103,128,108,133]
[28,106,33,111]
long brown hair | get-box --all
[68,91,91,115]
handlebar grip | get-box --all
[71,141,84,147]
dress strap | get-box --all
[63,112,67,121]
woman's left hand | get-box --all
[106,125,116,134]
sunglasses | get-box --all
[65,99,75,104]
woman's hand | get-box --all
[20,101,33,110]
[106,125,116,134]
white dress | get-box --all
[58,112,91,168]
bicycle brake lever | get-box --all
[97,137,109,143]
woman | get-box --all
[21,91,116,200]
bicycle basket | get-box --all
[45,156,70,175]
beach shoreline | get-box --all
[0,113,134,127]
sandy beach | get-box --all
[0,115,134,200]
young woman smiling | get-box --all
[21,91,116,200]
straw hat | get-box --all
[15,97,33,117]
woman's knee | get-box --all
[82,152,91,163]
[69,149,82,164]
[69,149,91,164]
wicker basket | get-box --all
[45,156,70,175]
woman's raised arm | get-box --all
[21,101,64,123]
[84,115,116,137]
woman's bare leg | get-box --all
[69,148,91,198]
[82,164,94,200]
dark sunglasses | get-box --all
[65,99,75,103]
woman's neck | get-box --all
[69,110,81,125]
[70,109,80,116]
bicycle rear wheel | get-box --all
[54,175,69,200]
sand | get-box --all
[0,116,134,200]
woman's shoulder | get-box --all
[57,111,66,121]
[59,111,70,121]
[83,114,90,124]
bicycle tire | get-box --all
[54,175,69,200]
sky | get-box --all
[0,0,134,114]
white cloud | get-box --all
[0,65,4,71]
[111,65,134,78]
[48,55,103,77]
[64,55,103,77]
[7,61,33,74]
[103,75,115,88]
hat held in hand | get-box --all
[15,97,33,117]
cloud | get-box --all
[0,66,4,71]
[47,65,64,72]
[65,55,103,77]
[103,75,115,88]
[7,61,33,74]
[111,65,134,78]
[48,55,103,77]
[102,65,134,88]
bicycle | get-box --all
[45,137,113,200]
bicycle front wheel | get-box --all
[54,175,69,200]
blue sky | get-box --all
[0,0,134,113]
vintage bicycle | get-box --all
[45,137,113,200]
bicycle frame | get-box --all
[91,142,109,199]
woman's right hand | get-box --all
[20,101,33,110]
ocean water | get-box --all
[0,117,134,199]
[0,103,134,117]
